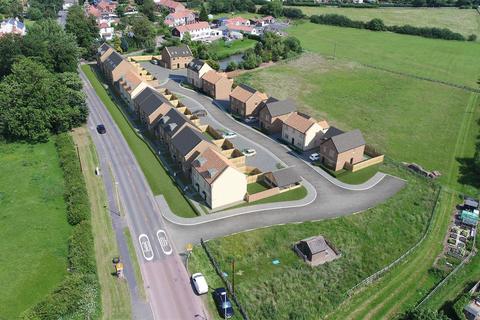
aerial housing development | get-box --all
[2,1,480,320]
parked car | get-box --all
[244,116,257,123]
[191,273,208,295]
[309,153,320,161]
[242,148,256,157]
[212,288,234,319]
[150,59,159,65]
[96,124,106,134]
[222,131,237,139]
[192,109,207,117]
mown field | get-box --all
[0,141,72,318]
[238,53,480,193]
[288,22,480,87]
[288,6,480,37]
[189,163,438,320]
[208,39,257,60]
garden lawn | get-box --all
[81,64,197,218]
[287,22,480,87]
[336,164,380,184]
[238,54,480,192]
[0,141,72,318]
[247,181,268,193]
[189,163,438,319]
[288,7,480,37]
[211,12,263,20]
[208,39,257,60]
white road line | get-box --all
[157,229,173,256]
[139,234,154,261]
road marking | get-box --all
[138,234,154,261]
[156,229,173,255]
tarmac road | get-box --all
[80,69,208,320]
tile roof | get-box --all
[187,58,207,72]
[158,108,189,136]
[166,9,194,20]
[133,86,157,106]
[165,45,192,58]
[104,51,124,73]
[98,42,112,56]
[271,167,301,188]
[329,129,365,153]
[192,147,231,184]
[138,91,171,116]
[260,97,296,117]
[283,112,317,134]
[202,70,229,84]
[230,84,266,103]
[171,126,208,157]
[174,22,210,33]
[322,126,343,140]
[226,24,253,33]
[302,236,329,255]
[121,70,143,92]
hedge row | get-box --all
[310,14,475,41]
[22,133,100,320]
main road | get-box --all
[80,69,209,320]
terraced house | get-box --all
[258,97,297,133]
[229,84,268,118]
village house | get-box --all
[191,147,247,209]
[161,45,193,69]
[201,70,233,100]
[170,126,213,175]
[229,84,268,118]
[117,70,148,111]
[172,22,212,41]
[282,112,329,151]
[155,0,185,12]
[98,20,114,41]
[258,97,296,133]
[225,17,250,26]
[136,89,173,130]
[187,59,213,89]
[164,9,196,27]
[98,50,137,84]
[97,43,114,66]
[225,24,258,35]
[318,129,366,171]
[0,17,26,37]
[155,107,193,145]
[254,15,275,27]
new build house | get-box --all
[318,129,366,171]
[187,59,213,89]
[191,147,247,209]
[170,126,213,174]
[117,70,148,111]
[161,45,193,70]
[136,89,173,130]
[282,112,329,151]
[155,107,193,144]
[229,84,268,118]
[258,97,296,133]
[201,70,233,100]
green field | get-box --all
[81,64,198,218]
[238,54,480,193]
[287,22,480,87]
[0,141,72,318]
[189,163,438,319]
[289,7,480,37]
[208,39,257,60]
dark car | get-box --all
[96,124,106,134]
[192,109,207,117]
[212,288,234,319]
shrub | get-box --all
[68,221,96,274]
[283,7,304,19]
[365,18,387,31]
[225,61,238,72]
[468,34,477,41]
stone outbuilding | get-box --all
[294,235,340,267]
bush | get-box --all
[468,34,477,41]
[365,18,387,31]
[68,221,96,274]
[225,61,238,71]
[283,7,304,19]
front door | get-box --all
[291,138,295,145]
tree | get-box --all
[206,59,220,70]
[120,36,129,52]
[65,5,99,59]
[283,36,302,54]
[412,0,426,6]
[113,36,122,52]
[403,308,449,320]
[140,0,156,21]
[199,4,209,21]
[130,15,156,48]
[0,58,88,142]
[0,33,23,78]
[182,31,192,45]
[23,19,79,73]
[27,6,43,20]
[225,61,237,71]
[258,0,283,18]
[468,34,477,41]
[365,18,387,31]
[283,7,304,19]
[0,0,22,17]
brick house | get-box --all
[229,84,268,118]
[136,89,172,130]
[187,59,213,89]
[258,97,296,133]
[155,108,192,145]
[281,112,329,151]
[318,129,366,171]
[201,70,233,100]
[117,70,148,111]
[161,45,193,70]
[97,43,114,65]
[191,147,247,209]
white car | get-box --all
[191,273,208,295]
[244,116,257,123]
[222,131,237,139]
[243,148,257,157]
[309,153,320,161]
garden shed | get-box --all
[293,235,340,267]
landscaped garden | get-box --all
[0,141,72,318]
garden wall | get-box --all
[245,187,280,203]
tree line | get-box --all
[310,14,477,41]
[283,0,480,8]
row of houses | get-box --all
[176,47,372,172]
[97,43,300,209]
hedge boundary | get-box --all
[21,133,101,320]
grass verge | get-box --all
[0,141,72,318]
[81,64,197,218]
[71,127,131,320]
[123,227,146,300]
[230,185,308,210]
[189,162,437,319]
